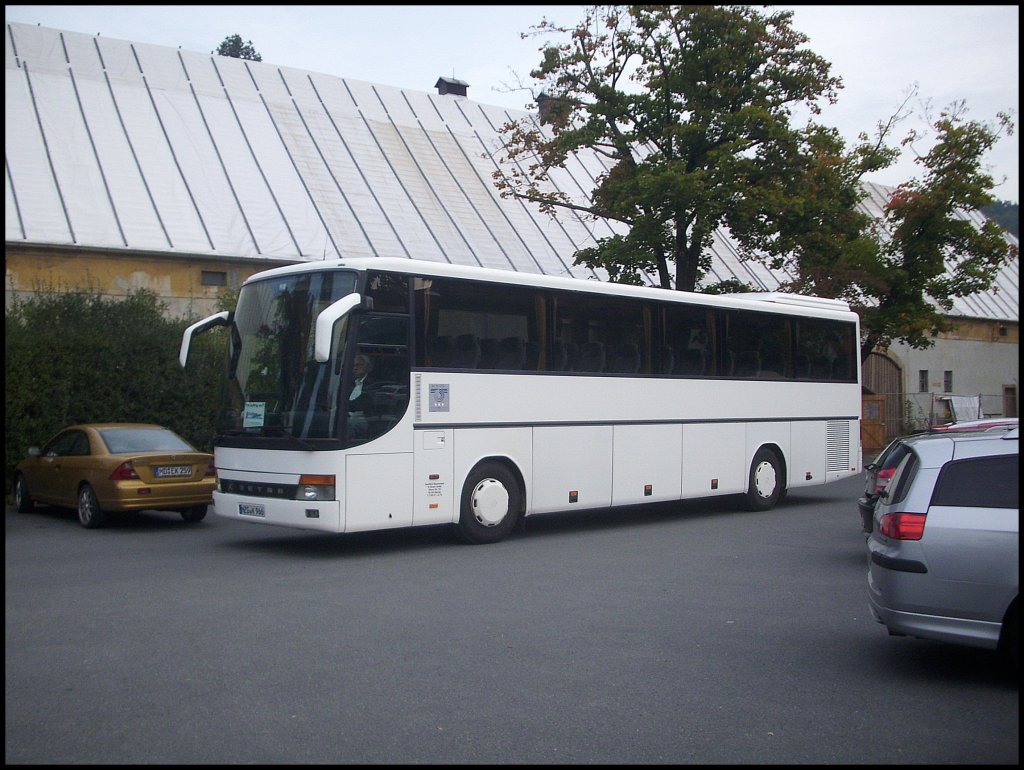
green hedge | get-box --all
[4,288,228,499]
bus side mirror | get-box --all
[180,311,231,367]
[315,293,363,363]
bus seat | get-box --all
[734,350,761,377]
[611,343,640,373]
[564,342,581,372]
[579,341,605,373]
[658,346,675,375]
[549,340,568,371]
[676,348,704,375]
[452,334,480,368]
[761,350,785,378]
[497,337,525,370]
[808,357,832,379]
[524,341,540,370]
[478,338,500,369]
[428,336,453,368]
[794,354,811,379]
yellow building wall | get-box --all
[938,317,1019,344]
[5,246,291,319]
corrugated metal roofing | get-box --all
[5,21,1018,321]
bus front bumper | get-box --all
[213,491,342,533]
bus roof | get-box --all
[243,257,855,318]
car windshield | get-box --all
[100,428,195,454]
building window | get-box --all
[944,370,953,393]
[201,270,227,287]
[919,370,929,393]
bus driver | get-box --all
[348,354,375,436]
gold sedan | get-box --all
[14,423,215,529]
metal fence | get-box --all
[873,390,1012,438]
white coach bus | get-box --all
[180,257,861,543]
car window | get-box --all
[886,452,920,504]
[44,430,85,457]
[881,442,909,470]
[99,428,195,454]
[70,432,91,456]
[931,455,1019,509]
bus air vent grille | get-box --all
[826,420,851,472]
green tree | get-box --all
[213,33,262,61]
[496,5,850,292]
[5,289,226,495]
[983,199,1019,236]
[854,105,1018,358]
[498,5,1017,361]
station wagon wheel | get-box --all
[77,484,106,529]
[180,504,208,523]
[14,474,35,513]
[1000,604,1019,674]
[744,448,783,512]
[457,462,522,544]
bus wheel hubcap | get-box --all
[754,462,776,498]
[472,479,509,526]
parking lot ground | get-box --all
[5,474,1019,764]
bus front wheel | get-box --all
[457,462,522,544]
[744,448,783,511]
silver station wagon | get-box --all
[866,428,1019,670]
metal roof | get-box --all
[5,22,1018,321]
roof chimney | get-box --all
[536,92,569,125]
[536,92,554,124]
[435,76,469,97]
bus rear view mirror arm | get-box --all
[314,293,364,363]
[179,311,231,367]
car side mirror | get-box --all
[28,447,41,458]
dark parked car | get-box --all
[859,437,913,534]
[866,428,1019,670]
[14,423,215,529]
[926,417,1018,433]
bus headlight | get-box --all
[296,474,336,501]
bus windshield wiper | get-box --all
[260,427,316,451]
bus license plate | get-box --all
[155,465,192,478]
[239,503,266,518]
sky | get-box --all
[5,5,1019,203]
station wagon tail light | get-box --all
[297,474,335,501]
[109,461,139,481]
[879,512,927,540]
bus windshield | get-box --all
[224,270,358,441]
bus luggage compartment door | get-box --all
[345,453,414,531]
[414,429,454,526]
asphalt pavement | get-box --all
[5,473,1019,763]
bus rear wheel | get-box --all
[744,448,783,511]
[457,462,522,544]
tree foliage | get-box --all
[759,96,1017,359]
[983,199,1019,236]
[498,5,1017,360]
[213,33,262,61]
[496,5,853,291]
[4,289,226,496]
[854,106,1018,358]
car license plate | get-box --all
[239,503,266,518]
[155,465,192,478]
